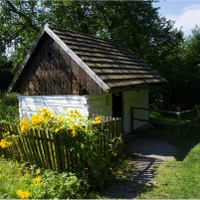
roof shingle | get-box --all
[51,27,166,89]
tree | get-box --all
[0,56,14,91]
[0,0,49,68]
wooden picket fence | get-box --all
[0,117,122,172]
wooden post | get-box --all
[177,107,181,134]
[177,107,181,126]
[130,107,134,133]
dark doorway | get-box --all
[112,92,123,118]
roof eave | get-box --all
[108,80,167,92]
[8,24,47,93]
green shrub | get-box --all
[0,159,88,199]
[19,108,123,189]
[0,92,19,123]
[29,169,88,199]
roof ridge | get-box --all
[49,27,126,48]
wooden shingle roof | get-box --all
[8,25,166,93]
[50,28,166,90]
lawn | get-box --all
[137,122,200,199]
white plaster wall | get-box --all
[18,90,149,135]
[122,89,149,134]
[18,94,89,120]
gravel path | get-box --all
[107,137,178,199]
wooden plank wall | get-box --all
[14,34,102,96]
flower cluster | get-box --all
[17,190,30,199]
[4,131,10,136]
[31,109,51,126]
[20,117,30,133]
[35,168,40,175]
[70,124,81,136]
[19,108,101,138]
[16,168,42,199]
[33,177,41,184]
[0,139,12,148]
[94,116,101,124]
[55,125,64,133]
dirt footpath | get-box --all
[107,137,178,199]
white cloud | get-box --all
[166,3,200,36]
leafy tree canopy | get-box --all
[1,1,182,68]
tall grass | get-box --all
[0,158,87,199]
[0,92,19,123]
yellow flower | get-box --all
[58,119,63,124]
[8,142,12,147]
[4,131,10,136]
[70,110,74,117]
[70,125,76,131]
[94,116,101,124]
[17,190,30,199]
[72,130,76,136]
[95,116,100,121]
[36,168,40,175]
[0,139,12,148]
[24,191,30,199]
[20,117,30,133]
[74,109,79,115]
[33,177,41,183]
[17,190,23,196]
[55,128,59,133]
[55,126,64,133]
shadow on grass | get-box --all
[135,122,200,161]
[102,152,163,199]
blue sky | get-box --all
[153,1,200,36]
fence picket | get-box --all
[40,130,52,169]
[14,125,29,163]
[46,130,56,170]
[34,129,47,169]
[58,134,65,171]
[53,133,62,172]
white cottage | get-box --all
[8,25,166,134]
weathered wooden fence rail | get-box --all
[0,117,122,172]
[130,106,197,132]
